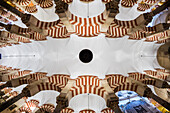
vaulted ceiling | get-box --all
[0,0,169,113]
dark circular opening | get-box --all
[79,49,93,63]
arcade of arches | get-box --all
[0,0,169,112]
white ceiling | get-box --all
[0,1,165,112]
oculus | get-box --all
[79,49,93,63]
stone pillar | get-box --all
[107,96,122,113]
[53,80,75,113]
[101,0,120,32]
[54,96,68,113]
[105,0,120,18]
[54,0,74,32]
[101,80,122,113]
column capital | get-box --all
[107,96,119,110]
[143,87,153,98]
[143,12,154,25]
[55,0,68,14]
[53,96,68,113]
[105,0,120,18]
[21,14,31,26]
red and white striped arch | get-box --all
[18,27,32,35]
[76,75,100,86]
[79,109,96,113]
[105,74,127,87]
[61,107,74,113]
[19,78,36,85]
[144,70,169,81]
[145,30,169,42]
[70,85,108,99]
[101,108,115,113]
[105,74,139,93]
[9,33,31,43]
[156,73,169,81]
[47,25,69,38]
[102,0,112,3]
[128,31,146,40]
[145,35,159,42]
[26,99,40,108]
[18,70,31,76]
[143,0,158,4]
[36,0,53,8]
[137,3,152,11]
[155,68,166,73]
[156,39,167,44]
[128,72,146,80]
[113,18,138,28]
[0,65,12,70]
[80,0,94,2]
[39,104,55,113]
[25,5,38,13]
[0,8,18,21]
[19,72,47,85]
[69,12,106,37]
[144,70,157,76]
[35,19,60,29]
[16,0,32,6]
[37,82,61,92]
[7,72,23,81]
[106,22,128,38]
[121,0,138,7]
[30,72,47,80]
[61,0,73,3]
[128,72,156,85]
[140,78,156,85]
[114,82,139,93]
[47,74,70,89]
[29,32,47,41]
[19,106,32,113]
[143,26,157,34]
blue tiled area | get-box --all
[124,100,161,113]
[116,91,162,113]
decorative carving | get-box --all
[53,96,68,113]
